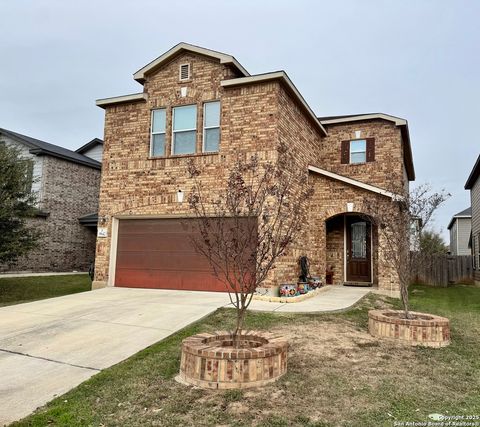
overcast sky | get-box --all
[1,0,479,240]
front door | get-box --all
[346,216,371,282]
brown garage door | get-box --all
[114,218,255,292]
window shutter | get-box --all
[341,140,350,164]
[366,138,375,162]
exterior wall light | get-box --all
[177,189,184,203]
[346,202,354,212]
[98,215,108,226]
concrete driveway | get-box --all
[0,288,231,425]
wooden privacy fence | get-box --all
[411,254,473,287]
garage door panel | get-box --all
[117,234,198,253]
[115,218,254,292]
[115,269,227,291]
[118,219,195,234]
[116,251,214,271]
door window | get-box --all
[351,222,367,258]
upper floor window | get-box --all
[341,138,375,165]
[150,108,166,157]
[203,101,220,152]
[179,64,190,81]
[350,139,366,164]
[172,105,197,155]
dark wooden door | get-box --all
[115,218,255,292]
[346,216,371,282]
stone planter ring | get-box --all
[178,330,288,389]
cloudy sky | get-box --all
[1,0,479,239]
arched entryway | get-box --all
[325,213,376,286]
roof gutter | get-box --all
[96,93,147,109]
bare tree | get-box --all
[187,143,313,340]
[363,183,449,318]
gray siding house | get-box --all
[448,207,472,255]
[0,128,103,273]
[465,155,480,284]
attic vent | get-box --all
[179,64,190,81]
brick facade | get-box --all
[0,155,100,273]
[94,47,412,292]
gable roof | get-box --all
[318,113,415,181]
[75,138,103,154]
[447,207,472,230]
[0,128,101,169]
[465,155,480,190]
[221,71,328,137]
[308,165,400,199]
[133,42,250,84]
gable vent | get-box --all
[180,64,190,81]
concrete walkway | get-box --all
[248,285,371,313]
[0,285,368,425]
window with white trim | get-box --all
[203,101,220,152]
[172,105,197,155]
[350,139,366,164]
[150,108,166,157]
[179,64,190,81]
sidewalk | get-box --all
[247,285,371,313]
[0,272,88,278]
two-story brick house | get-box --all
[465,155,480,284]
[92,43,415,294]
[0,128,102,273]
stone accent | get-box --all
[0,156,100,273]
[368,309,451,347]
[179,331,288,389]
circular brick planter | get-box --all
[368,310,450,347]
[178,330,288,389]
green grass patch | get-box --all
[0,274,91,307]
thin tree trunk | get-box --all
[233,307,246,347]
[400,281,410,319]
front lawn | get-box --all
[0,274,91,307]
[13,284,480,426]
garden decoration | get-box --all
[280,283,298,297]
[297,282,309,294]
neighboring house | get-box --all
[92,43,415,294]
[0,128,103,273]
[465,155,480,284]
[447,207,471,255]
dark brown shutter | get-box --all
[366,138,375,162]
[341,140,350,164]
